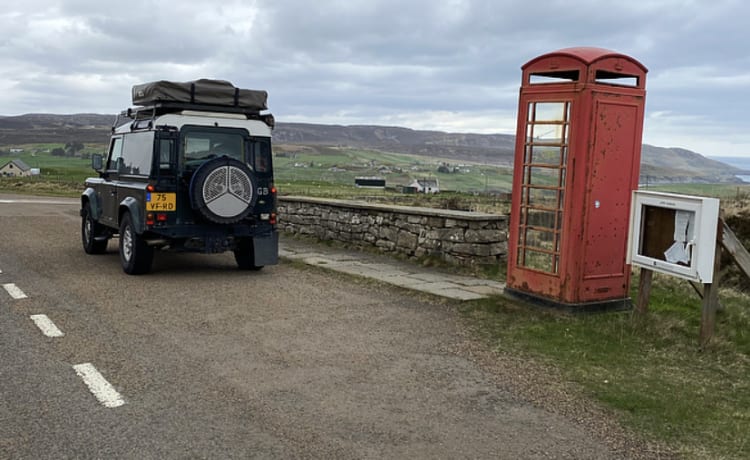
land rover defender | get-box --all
[81,79,278,274]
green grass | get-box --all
[274,145,515,193]
[462,274,750,459]
[0,143,100,196]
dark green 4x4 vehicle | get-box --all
[81,79,278,274]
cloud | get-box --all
[0,0,748,155]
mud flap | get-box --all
[253,232,279,266]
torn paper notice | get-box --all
[664,241,691,264]
[673,210,694,243]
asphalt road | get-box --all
[0,194,632,459]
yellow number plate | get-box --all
[147,192,176,211]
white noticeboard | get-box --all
[627,191,720,283]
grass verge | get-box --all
[461,273,750,459]
[0,177,82,197]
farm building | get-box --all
[0,159,32,177]
[410,178,439,194]
[355,176,386,188]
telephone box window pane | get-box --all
[595,70,638,87]
[528,166,558,186]
[526,209,557,230]
[532,124,565,142]
[525,228,556,251]
[529,71,580,84]
[534,102,567,122]
[531,146,562,165]
[526,187,558,206]
[524,145,533,164]
[522,249,555,272]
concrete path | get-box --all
[279,237,506,301]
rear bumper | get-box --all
[146,222,274,240]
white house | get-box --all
[410,178,439,194]
[0,159,32,177]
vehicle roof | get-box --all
[113,111,273,137]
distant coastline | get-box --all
[710,156,750,183]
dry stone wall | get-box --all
[278,196,508,266]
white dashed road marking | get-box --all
[0,246,126,409]
[30,314,65,337]
[3,283,28,299]
[73,363,126,408]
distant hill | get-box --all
[273,123,517,166]
[639,145,742,183]
[0,113,742,183]
[0,113,114,145]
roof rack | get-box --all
[113,102,275,131]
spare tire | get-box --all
[189,156,258,224]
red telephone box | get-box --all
[506,47,648,311]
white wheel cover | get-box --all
[202,165,254,218]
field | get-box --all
[4,145,96,179]
[273,144,515,195]
[2,143,750,458]
[0,143,516,211]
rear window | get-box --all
[183,130,245,163]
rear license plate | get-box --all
[146,192,176,211]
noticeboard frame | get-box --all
[627,191,720,283]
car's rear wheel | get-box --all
[81,202,108,254]
[234,238,263,271]
[119,212,154,275]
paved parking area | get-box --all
[280,237,506,301]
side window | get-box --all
[250,138,272,174]
[159,139,174,170]
[107,137,123,171]
[120,131,154,176]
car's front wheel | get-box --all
[81,202,108,254]
[119,212,154,275]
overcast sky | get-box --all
[1,0,748,157]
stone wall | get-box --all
[278,196,508,266]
